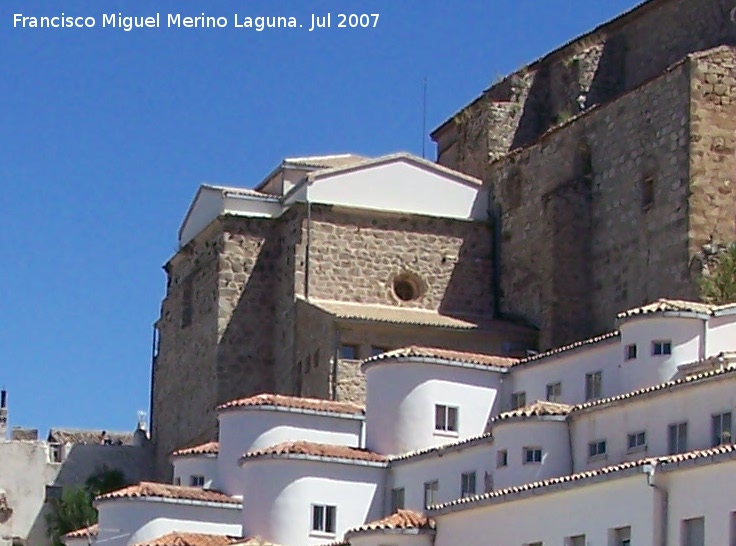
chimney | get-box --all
[0,390,7,440]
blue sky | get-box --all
[0,0,639,436]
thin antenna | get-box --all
[422,77,428,159]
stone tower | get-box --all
[432,0,736,349]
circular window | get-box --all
[392,273,423,302]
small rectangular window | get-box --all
[311,504,336,534]
[641,176,655,211]
[566,534,586,546]
[625,344,637,361]
[627,431,646,451]
[45,485,63,502]
[340,344,359,360]
[652,340,672,356]
[523,447,542,464]
[712,411,732,446]
[511,391,526,409]
[460,471,476,498]
[613,526,631,546]
[49,443,63,463]
[189,475,205,487]
[668,422,688,454]
[496,449,508,468]
[423,480,438,508]
[546,382,562,402]
[682,517,704,546]
[585,371,602,401]
[588,440,607,458]
[435,404,458,433]
[390,488,404,513]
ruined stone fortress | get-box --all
[152,0,736,478]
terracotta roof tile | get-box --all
[133,533,240,546]
[515,331,620,365]
[571,353,736,412]
[493,401,572,423]
[346,510,435,537]
[217,394,364,415]
[363,346,518,370]
[47,428,133,445]
[63,524,99,539]
[390,433,493,463]
[241,441,387,464]
[617,298,736,320]
[430,443,736,512]
[171,441,219,457]
[95,482,240,505]
[303,299,499,330]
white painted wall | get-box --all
[508,342,620,408]
[364,361,503,455]
[349,532,433,546]
[706,314,736,355]
[571,374,736,472]
[217,409,362,495]
[389,442,493,511]
[433,474,659,546]
[304,160,488,221]
[96,499,241,546]
[240,458,385,546]
[172,456,217,489]
[619,316,703,393]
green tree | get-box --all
[699,243,736,304]
[45,467,129,546]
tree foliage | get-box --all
[46,466,129,546]
[699,243,736,305]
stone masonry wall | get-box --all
[688,47,736,258]
[152,223,221,479]
[487,56,694,348]
[436,0,736,177]
[303,206,495,316]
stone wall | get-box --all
[487,55,694,348]
[688,47,736,257]
[304,206,495,316]
[435,0,736,176]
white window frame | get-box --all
[625,343,637,361]
[652,339,672,356]
[390,487,404,513]
[588,439,607,459]
[460,471,476,498]
[668,422,687,454]
[435,404,458,434]
[423,480,439,508]
[546,382,562,402]
[511,391,526,409]
[189,475,205,487]
[311,504,336,535]
[496,449,508,468]
[523,446,542,464]
[585,371,602,401]
[712,411,732,446]
[627,431,646,452]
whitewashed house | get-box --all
[72,298,736,546]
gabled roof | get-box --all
[63,524,99,540]
[283,154,367,170]
[171,441,219,457]
[133,533,240,546]
[95,482,240,506]
[241,441,388,465]
[492,401,572,423]
[216,393,364,416]
[430,443,736,514]
[303,153,482,187]
[345,510,435,537]
[302,298,499,331]
[362,346,518,372]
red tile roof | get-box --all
[171,441,219,457]
[430,443,736,513]
[217,394,364,416]
[95,482,240,505]
[63,524,99,539]
[133,533,240,546]
[241,441,387,464]
[346,510,435,537]
[516,331,620,365]
[363,346,519,370]
[493,401,573,423]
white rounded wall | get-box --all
[490,419,569,491]
[217,410,362,496]
[364,361,503,455]
[172,456,217,488]
[240,458,385,546]
[619,316,702,393]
